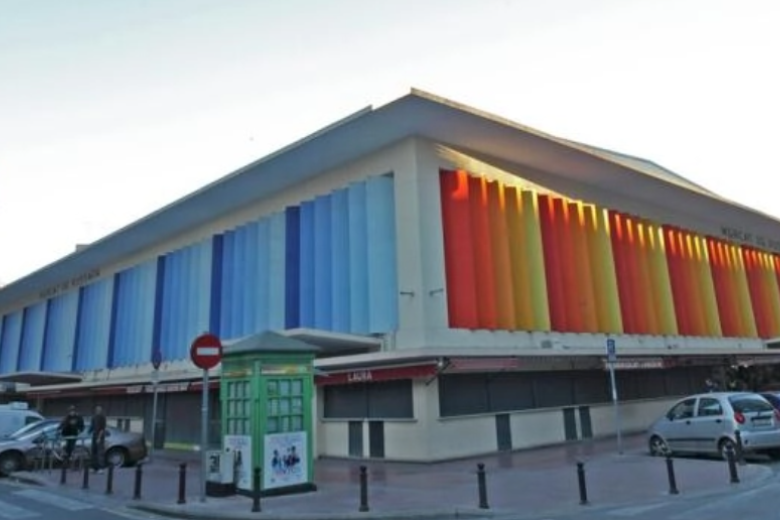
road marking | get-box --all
[669,484,772,520]
[609,502,669,517]
[13,489,92,511]
[0,499,37,519]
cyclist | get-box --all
[58,405,85,463]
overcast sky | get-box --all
[1,0,778,285]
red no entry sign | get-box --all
[190,333,223,370]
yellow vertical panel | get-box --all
[635,221,660,334]
[591,207,623,333]
[646,222,678,335]
[696,236,722,336]
[732,245,758,337]
[505,187,533,330]
[521,190,551,331]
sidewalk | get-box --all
[8,435,774,520]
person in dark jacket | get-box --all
[58,406,85,462]
[89,405,107,473]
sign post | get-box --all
[190,333,223,503]
[606,338,623,455]
[149,348,162,463]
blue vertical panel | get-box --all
[233,225,248,336]
[348,182,370,334]
[219,230,235,338]
[42,290,79,371]
[285,208,301,328]
[240,222,257,334]
[18,301,47,371]
[112,260,157,367]
[152,256,166,354]
[210,235,224,336]
[0,316,4,371]
[160,252,174,361]
[196,239,213,337]
[160,242,212,360]
[77,277,114,371]
[0,311,23,374]
[298,201,315,327]
[313,195,333,329]
[330,189,351,332]
[268,212,287,330]
[106,273,121,368]
[366,175,399,332]
[254,218,270,333]
[228,228,243,337]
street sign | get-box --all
[152,348,162,370]
[606,338,617,364]
[190,333,223,370]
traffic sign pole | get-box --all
[606,338,623,455]
[189,333,223,504]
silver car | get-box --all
[647,392,780,459]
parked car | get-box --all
[0,418,148,475]
[0,402,44,438]
[647,392,780,459]
[759,392,780,412]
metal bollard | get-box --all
[251,467,262,513]
[726,445,740,484]
[576,461,589,505]
[82,464,90,490]
[105,464,114,495]
[358,465,369,512]
[133,464,143,500]
[177,463,187,505]
[734,431,746,465]
[476,463,489,510]
[665,455,679,495]
[60,461,67,485]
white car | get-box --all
[647,392,780,459]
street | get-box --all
[0,481,158,520]
[523,471,780,520]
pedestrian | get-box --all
[89,405,107,473]
[58,405,85,464]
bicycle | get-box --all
[37,433,89,472]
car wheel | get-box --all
[105,447,127,467]
[719,438,737,460]
[0,452,23,475]
[649,436,669,456]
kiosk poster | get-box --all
[224,435,252,490]
[263,431,307,489]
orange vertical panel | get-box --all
[637,221,660,334]
[625,217,651,334]
[708,238,735,337]
[486,181,516,330]
[610,211,637,333]
[468,176,498,330]
[439,170,479,328]
[538,195,566,331]
[696,236,722,336]
[743,248,767,337]
[722,241,747,336]
[733,245,759,337]
[681,232,705,336]
[571,202,598,333]
[761,251,780,337]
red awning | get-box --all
[316,363,438,386]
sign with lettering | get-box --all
[720,226,780,252]
[39,268,101,299]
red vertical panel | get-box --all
[609,211,636,333]
[468,176,498,329]
[664,226,690,335]
[708,238,734,336]
[538,194,566,331]
[556,199,580,332]
[439,170,479,328]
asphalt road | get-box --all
[0,481,159,520]
[524,469,780,520]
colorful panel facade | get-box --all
[109,259,158,367]
[440,169,780,339]
[41,290,79,371]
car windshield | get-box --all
[6,420,56,440]
[729,395,774,413]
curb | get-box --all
[8,472,50,487]
[129,503,495,520]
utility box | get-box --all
[220,331,318,496]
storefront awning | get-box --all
[0,371,83,386]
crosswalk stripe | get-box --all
[13,489,92,511]
[0,499,38,519]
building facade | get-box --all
[2,90,780,461]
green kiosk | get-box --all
[219,331,319,496]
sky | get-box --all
[1,0,779,286]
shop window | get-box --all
[323,380,413,419]
[439,374,489,417]
[573,373,610,405]
[534,373,574,408]
[487,373,534,412]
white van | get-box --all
[0,402,44,438]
